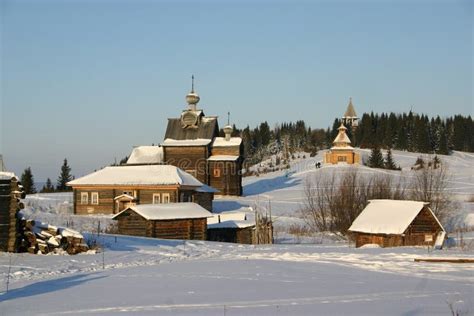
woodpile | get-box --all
[18,219,89,255]
[0,173,25,252]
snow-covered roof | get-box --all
[208,220,255,229]
[333,131,352,145]
[112,202,213,220]
[207,155,240,161]
[194,184,219,193]
[331,145,355,150]
[212,137,242,147]
[126,146,163,164]
[348,200,444,235]
[114,194,136,201]
[219,211,247,222]
[67,165,203,187]
[207,211,248,225]
[162,138,212,147]
[0,171,16,180]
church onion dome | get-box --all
[185,75,200,110]
[333,122,352,145]
[186,91,200,106]
[343,97,357,118]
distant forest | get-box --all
[222,113,474,165]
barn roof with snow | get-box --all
[348,200,445,235]
[67,165,203,187]
[112,202,212,220]
[126,146,163,165]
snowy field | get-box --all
[1,149,473,315]
[1,235,473,315]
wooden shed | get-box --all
[112,203,212,240]
[348,200,446,248]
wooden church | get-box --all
[324,98,360,165]
[161,77,244,196]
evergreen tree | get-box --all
[384,148,398,170]
[40,178,55,193]
[367,147,384,168]
[21,167,36,194]
[57,159,73,191]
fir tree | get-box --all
[21,167,36,194]
[41,178,55,193]
[384,148,398,170]
[368,147,384,168]
[57,159,73,191]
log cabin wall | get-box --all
[192,192,213,211]
[403,207,442,247]
[209,161,242,196]
[151,218,207,240]
[74,189,115,215]
[211,146,240,156]
[73,187,180,215]
[164,146,209,184]
[116,211,149,237]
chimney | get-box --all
[223,125,233,141]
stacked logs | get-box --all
[0,172,25,252]
[20,220,89,255]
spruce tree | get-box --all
[41,178,55,193]
[384,148,398,170]
[368,147,384,168]
[57,159,73,191]
[20,167,36,194]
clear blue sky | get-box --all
[1,0,472,182]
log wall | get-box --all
[164,146,209,184]
[208,161,242,196]
[0,177,25,252]
[116,210,207,240]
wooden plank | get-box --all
[414,258,474,263]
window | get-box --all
[123,190,136,197]
[153,193,161,204]
[91,192,99,205]
[80,192,88,204]
[213,168,221,177]
[162,193,170,203]
[338,156,347,162]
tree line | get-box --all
[350,112,474,154]
[232,113,473,167]
[20,159,74,195]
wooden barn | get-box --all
[207,211,273,245]
[67,165,217,215]
[112,203,212,240]
[348,200,446,248]
[160,78,244,196]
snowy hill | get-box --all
[2,149,473,315]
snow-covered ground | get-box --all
[1,149,473,315]
[1,235,473,315]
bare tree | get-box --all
[300,169,408,236]
[410,160,453,224]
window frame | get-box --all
[80,192,89,205]
[152,193,161,204]
[162,193,171,203]
[91,192,99,205]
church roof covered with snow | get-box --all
[112,202,212,220]
[332,123,353,148]
[126,146,163,165]
[348,200,444,235]
[67,165,203,187]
